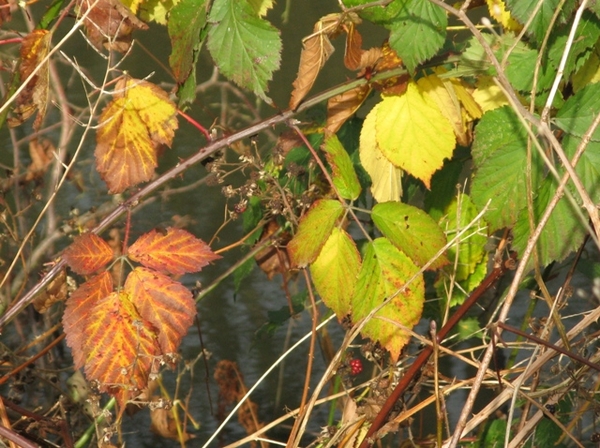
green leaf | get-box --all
[351,238,424,360]
[563,134,600,202]
[547,11,600,80]
[512,177,586,268]
[372,201,449,270]
[342,0,404,24]
[481,418,508,447]
[311,228,361,319]
[207,0,282,104]
[505,0,575,43]
[287,199,344,268]
[322,135,361,200]
[388,0,447,73]
[456,316,481,341]
[555,82,600,141]
[470,106,541,231]
[233,257,255,292]
[424,159,463,222]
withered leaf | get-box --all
[9,29,51,130]
[344,22,363,71]
[0,0,12,26]
[77,0,148,53]
[372,42,408,95]
[326,84,371,135]
[34,269,69,313]
[25,138,54,182]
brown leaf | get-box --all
[9,30,51,130]
[254,220,291,280]
[0,0,12,26]
[344,22,363,71]
[25,138,54,182]
[150,405,194,442]
[77,0,148,53]
[289,17,337,110]
[34,269,69,313]
[372,42,408,95]
[325,84,371,135]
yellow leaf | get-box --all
[485,0,522,32]
[359,103,403,202]
[472,76,509,112]
[248,0,274,16]
[95,76,178,193]
[375,83,455,189]
[138,0,179,25]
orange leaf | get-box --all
[63,272,113,369]
[95,76,178,193]
[62,233,115,275]
[127,227,220,275]
[9,30,51,130]
[84,291,161,407]
[125,267,196,354]
[289,16,337,110]
[77,0,148,53]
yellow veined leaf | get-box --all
[289,15,338,110]
[95,76,178,193]
[359,102,403,202]
[486,0,522,32]
[311,227,361,319]
[375,82,456,188]
[472,76,510,112]
[417,73,476,147]
[321,135,361,200]
[287,199,344,268]
[351,238,424,361]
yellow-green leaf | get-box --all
[95,77,178,193]
[351,238,424,360]
[372,201,448,270]
[472,76,509,112]
[322,135,361,200]
[287,199,344,268]
[375,82,456,188]
[311,228,361,319]
[359,102,403,202]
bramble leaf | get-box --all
[372,201,449,270]
[555,82,600,141]
[62,233,115,275]
[83,291,161,408]
[207,0,282,104]
[326,84,371,135]
[388,0,447,73]
[470,106,541,230]
[168,0,207,84]
[505,0,574,43]
[375,82,456,188]
[127,227,221,275]
[63,272,113,369]
[9,30,51,130]
[351,238,424,360]
[95,77,178,193]
[125,267,196,354]
[485,0,522,31]
[359,101,403,202]
[322,135,361,200]
[287,199,345,268]
[311,228,361,319]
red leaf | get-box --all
[63,272,113,369]
[125,267,196,354]
[63,233,115,275]
[127,227,220,275]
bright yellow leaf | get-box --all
[96,76,178,193]
[375,83,456,189]
[248,0,274,16]
[472,76,510,112]
[485,0,522,32]
[359,102,403,202]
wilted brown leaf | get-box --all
[0,0,12,26]
[372,41,408,95]
[9,29,51,130]
[34,269,69,313]
[254,220,291,280]
[344,22,363,70]
[326,84,371,135]
[150,405,194,442]
[25,138,54,182]
[77,0,148,52]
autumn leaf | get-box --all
[9,30,51,130]
[95,77,178,193]
[351,238,424,360]
[83,291,162,407]
[127,227,220,275]
[62,233,115,275]
[63,272,114,369]
[310,227,361,319]
[77,0,148,53]
[168,0,207,83]
[321,135,361,200]
[289,16,337,110]
[34,269,68,314]
[359,102,403,203]
[375,82,456,188]
[125,267,196,354]
[287,199,344,268]
[344,21,363,70]
[25,138,54,182]
[326,84,371,135]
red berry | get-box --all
[349,358,363,376]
